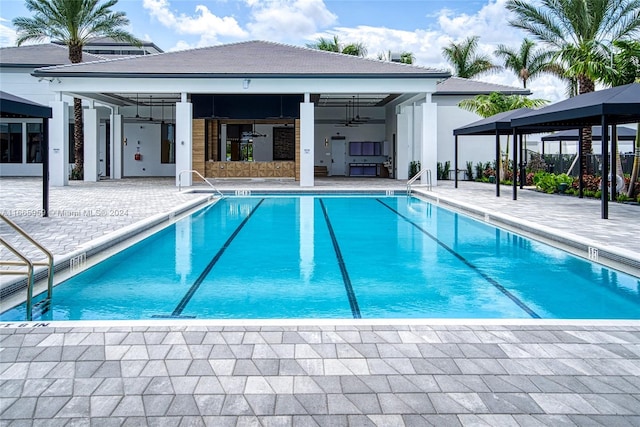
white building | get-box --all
[1,40,530,186]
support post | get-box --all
[578,132,584,198]
[611,125,617,200]
[83,106,99,182]
[42,118,49,217]
[512,129,517,200]
[175,100,193,186]
[299,93,314,187]
[495,132,500,197]
[421,95,437,187]
[111,110,123,179]
[601,118,609,219]
[519,133,525,189]
[454,135,458,189]
[49,99,69,186]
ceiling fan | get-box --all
[335,101,359,127]
[128,94,158,122]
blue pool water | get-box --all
[2,195,639,320]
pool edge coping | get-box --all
[412,188,640,276]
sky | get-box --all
[0,0,566,102]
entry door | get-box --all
[331,139,346,176]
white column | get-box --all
[299,94,314,187]
[111,111,123,179]
[422,94,438,187]
[396,107,411,180]
[83,106,99,181]
[175,100,193,186]
[49,100,69,186]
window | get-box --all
[1,123,23,163]
[161,123,175,163]
[27,123,43,163]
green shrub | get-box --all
[616,193,631,202]
[533,172,575,194]
[595,190,602,198]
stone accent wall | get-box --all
[192,119,205,180]
[205,161,295,178]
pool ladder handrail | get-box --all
[0,214,54,321]
[178,170,224,197]
[406,168,432,194]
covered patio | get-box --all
[32,41,449,188]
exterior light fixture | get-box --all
[243,79,251,89]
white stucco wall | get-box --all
[123,123,175,177]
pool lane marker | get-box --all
[376,199,540,319]
[319,199,362,319]
[166,198,265,318]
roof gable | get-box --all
[32,40,450,78]
[436,77,530,95]
[0,44,105,67]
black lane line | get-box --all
[170,198,265,317]
[319,199,361,319]
[376,199,540,319]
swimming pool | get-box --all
[2,195,639,320]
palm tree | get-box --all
[307,35,367,57]
[506,0,640,173]
[13,0,140,180]
[459,92,548,179]
[602,40,640,198]
[442,36,501,79]
[494,38,555,88]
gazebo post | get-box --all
[495,131,500,197]
[559,138,563,173]
[519,133,525,189]
[512,128,517,200]
[454,135,459,189]
[42,118,49,217]
[611,125,617,200]
[578,132,584,198]
[601,117,609,219]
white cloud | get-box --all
[246,0,337,41]
[142,0,247,48]
[0,17,17,47]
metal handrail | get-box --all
[0,214,54,321]
[178,170,223,196]
[406,168,432,194]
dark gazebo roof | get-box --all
[541,125,637,142]
[0,91,52,118]
[511,83,640,131]
[453,108,533,136]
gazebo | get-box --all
[452,108,534,198]
[1,91,52,216]
[511,83,640,219]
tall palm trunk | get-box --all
[628,127,640,198]
[70,43,84,180]
[578,75,595,175]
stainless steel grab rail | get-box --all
[178,170,223,196]
[0,214,54,321]
[406,168,432,194]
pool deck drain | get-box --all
[0,177,639,424]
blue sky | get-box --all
[0,0,565,101]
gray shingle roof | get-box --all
[436,77,530,95]
[0,43,105,67]
[32,40,450,78]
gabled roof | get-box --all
[32,40,450,79]
[453,108,534,136]
[512,83,640,130]
[0,43,105,68]
[54,37,163,53]
[541,125,637,142]
[436,77,530,96]
[0,91,52,118]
